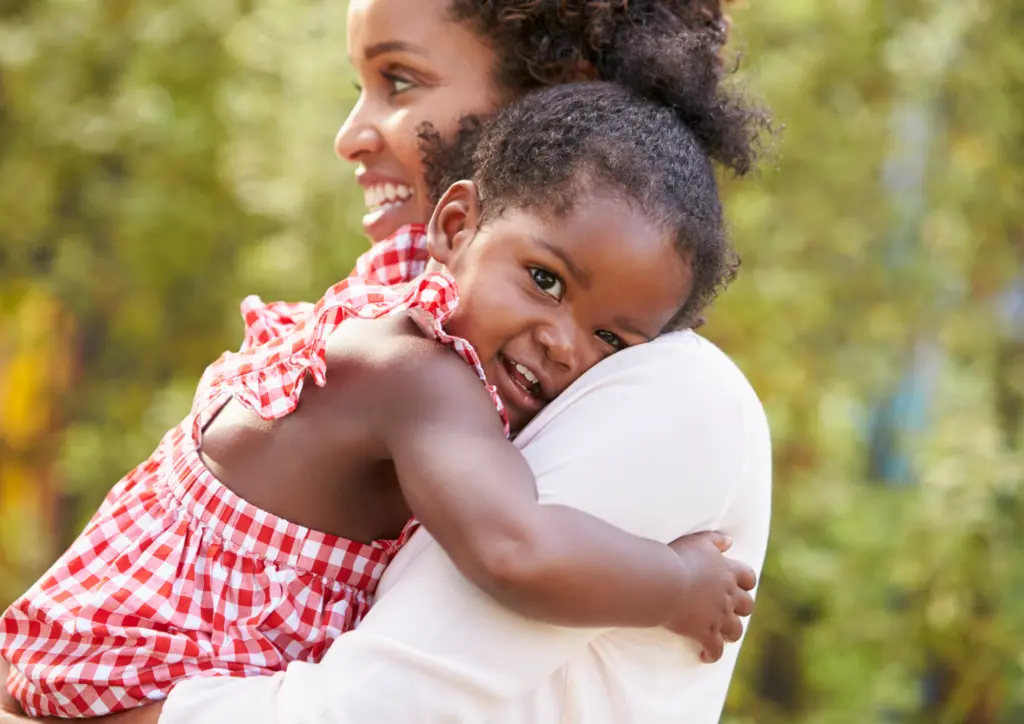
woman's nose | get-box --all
[334,97,384,162]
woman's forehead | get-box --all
[347,0,456,58]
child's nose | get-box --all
[536,319,578,374]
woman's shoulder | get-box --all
[518,329,770,471]
[514,329,771,548]
[582,331,763,412]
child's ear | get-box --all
[427,180,481,267]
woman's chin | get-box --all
[361,201,422,243]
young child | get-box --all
[1,82,753,718]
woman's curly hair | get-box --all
[420,1,771,328]
[443,0,768,176]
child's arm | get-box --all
[370,342,756,660]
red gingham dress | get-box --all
[0,225,507,717]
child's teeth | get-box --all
[515,362,539,385]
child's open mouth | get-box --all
[499,354,544,401]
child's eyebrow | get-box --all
[532,237,591,289]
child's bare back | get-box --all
[200,315,437,543]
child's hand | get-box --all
[663,531,757,664]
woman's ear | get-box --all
[427,180,481,267]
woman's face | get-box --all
[338,0,504,242]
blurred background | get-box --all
[1,0,1022,721]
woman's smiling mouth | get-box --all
[364,182,413,212]
[355,171,419,239]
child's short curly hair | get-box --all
[451,82,739,331]
[446,0,767,176]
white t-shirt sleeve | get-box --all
[160,332,768,724]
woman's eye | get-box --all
[530,267,564,300]
[595,330,626,351]
[382,72,415,95]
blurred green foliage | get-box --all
[1,0,1022,721]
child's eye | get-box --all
[382,72,415,95]
[529,267,564,300]
[595,330,626,351]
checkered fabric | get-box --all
[239,224,430,349]
[0,225,506,716]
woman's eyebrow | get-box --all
[364,40,429,61]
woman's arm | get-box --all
[370,341,754,654]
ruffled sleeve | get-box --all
[239,300,314,351]
[235,225,430,352]
[352,224,430,286]
[192,266,507,442]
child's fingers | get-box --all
[733,589,755,618]
[668,530,731,554]
[700,634,725,664]
[721,614,744,644]
[707,531,733,552]
[729,560,757,591]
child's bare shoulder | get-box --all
[320,313,491,431]
[323,313,469,389]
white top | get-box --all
[159,331,772,724]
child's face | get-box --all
[338,0,505,243]
[429,183,692,432]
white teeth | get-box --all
[363,183,413,211]
[515,362,539,385]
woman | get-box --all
[0,0,772,721]
[343,0,763,245]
